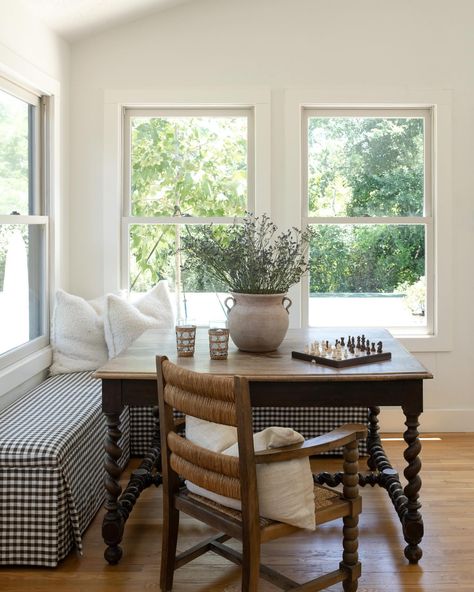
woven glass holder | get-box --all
[208,328,230,360]
[175,325,196,357]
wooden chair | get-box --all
[156,355,367,592]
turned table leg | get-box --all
[402,409,424,563]
[366,406,381,471]
[102,411,124,565]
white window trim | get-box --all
[103,88,271,295]
[284,88,453,352]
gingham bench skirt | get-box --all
[129,406,369,457]
[0,372,130,567]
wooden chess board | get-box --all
[291,349,392,368]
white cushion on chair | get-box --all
[186,426,316,530]
[185,415,237,452]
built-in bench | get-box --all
[0,371,368,566]
[0,372,130,567]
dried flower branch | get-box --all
[180,213,313,294]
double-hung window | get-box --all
[303,108,432,335]
[122,107,254,323]
[0,78,48,365]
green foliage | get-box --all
[309,225,425,293]
[0,91,29,215]
[129,114,426,295]
[308,116,426,293]
[180,213,313,294]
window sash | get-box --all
[0,76,49,367]
[121,106,255,292]
[301,107,434,335]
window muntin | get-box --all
[304,108,432,333]
[0,81,48,362]
[123,108,254,323]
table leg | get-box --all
[366,406,381,471]
[102,412,124,565]
[402,409,424,564]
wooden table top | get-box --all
[95,327,433,383]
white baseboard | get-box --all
[378,407,474,433]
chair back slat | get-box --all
[170,455,241,499]
[167,432,240,478]
[164,384,237,426]
[162,361,235,402]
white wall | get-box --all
[69,0,474,431]
[0,0,70,403]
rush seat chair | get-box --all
[156,355,367,592]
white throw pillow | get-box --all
[104,280,175,358]
[185,415,237,452]
[50,290,109,375]
[186,426,316,530]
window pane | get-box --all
[0,88,33,215]
[308,224,426,328]
[130,116,248,217]
[308,117,425,217]
[0,224,45,354]
[129,223,228,325]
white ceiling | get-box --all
[20,0,195,42]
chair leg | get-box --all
[342,439,361,592]
[342,513,359,592]
[160,506,180,591]
[241,538,260,592]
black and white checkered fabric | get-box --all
[252,407,368,455]
[129,405,368,456]
[0,372,130,567]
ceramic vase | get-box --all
[224,292,292,352]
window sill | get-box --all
[0,346,52,406]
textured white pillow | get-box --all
[186,426,316,530]
[185,415,237,452]
[104,280,175,358]
[50,290,109,375]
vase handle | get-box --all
[224,296,236,314]
[282,296,292,313]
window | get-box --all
[303,108,432,335]
[0,78,49,365]
[123,107,254,323]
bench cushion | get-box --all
[0,372,130,566]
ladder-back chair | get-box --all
[156,355,367,592]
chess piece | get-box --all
[371,342,376,353]
[377,341,383,353]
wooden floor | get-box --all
[1,433,473,591]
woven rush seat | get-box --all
[0,372,130,567]
[187,484,341,529]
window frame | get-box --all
[301,106,434,336]
[283,88,453,352]
[0,77,50,370]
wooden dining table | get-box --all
[94,327,433,566]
